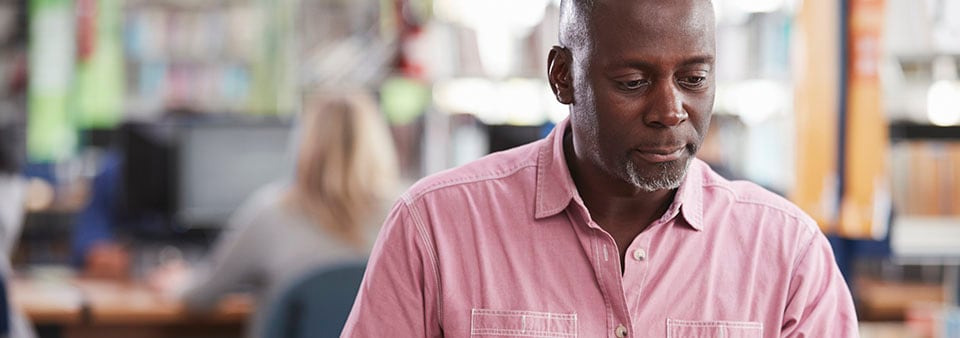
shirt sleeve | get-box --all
[781,231,860,337]
[341,200,442,337]
[71,154,121,267]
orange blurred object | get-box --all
[84,243,131,280]
[76,0,96,61]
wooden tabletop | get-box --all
[11,277,253,326]
[76,279,252,324]
[10,278,84,325]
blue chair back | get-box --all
[0,274,8,337]
[260,261,366,338]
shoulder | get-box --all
[400,140,543,205]
[696,161,820,235]
[226,182,290,229]
[0,174,24,200]
[239,182,288,213]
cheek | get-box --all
[587,85,633,120]
[698,86,717,112]
[690,96,714,128]
[687,103,714,146]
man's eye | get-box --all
[679,76,707,88]
[621,79,648,90]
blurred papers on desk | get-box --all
[10,277,83,325]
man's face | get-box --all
[566,0,716,192]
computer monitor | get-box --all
[120,122,177,219]
[0,123,25,174]
[175,119,293,228]
[486,124,547,154]
[121,117,293,230]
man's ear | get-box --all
[547,46,574,105]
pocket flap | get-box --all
[471,309,577,337]
[667,319,762,338]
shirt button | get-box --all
[633,248,647,261]
[615,324,628,337]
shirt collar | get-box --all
[534,118,705,231]
[534,118,578,219]
[669,158,705,231]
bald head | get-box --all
[558,0,593,51]
[558,0,715,52]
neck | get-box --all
[563,131,678,231]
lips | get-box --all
[634,146,686,163]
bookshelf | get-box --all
[884,121,960,311]
[890,122,960,143]
[0,0,26,169]
[888,121,960,258]
[121,0,296,118]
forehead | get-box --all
[586,0,715,63]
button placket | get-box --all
[623,231,654,325]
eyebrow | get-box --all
[681,55,716,66]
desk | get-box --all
[859,322,920,338]
[12,277,253,338]
[10,279,83,325]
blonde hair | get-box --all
[284,90,398,249]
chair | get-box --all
[0,273,8,337]
[260,261,367,338]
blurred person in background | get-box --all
[70,140,134,280]
[0,123,35,338]
[71,110,196,280]
[149,90,398,337]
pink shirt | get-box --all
[343,119,859,337]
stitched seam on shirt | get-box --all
[471,309,578,337]
[703,183,813,228]
[666,319,763,328]
[787,228,819,289]
[790,226,817,270]
[536,144,548,216]
[472,309,578,319]
[666,319,763,337]
[563,209,612,335]
[780,229,820,330]
[404,163,538,204]
[573,312,578,337]
[405,201,444,330]
[593,231,616,335]
[555,211,586,338]
[536,139,570,217]
[471,329,577,337]
[633,237,653,316]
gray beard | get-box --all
[622,158,691,192]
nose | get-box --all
[643,82,688,128]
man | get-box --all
[343,0,859,336]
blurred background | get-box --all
[0,0,959,337]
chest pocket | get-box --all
[667,319,762,338]
[470,309,577,337]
